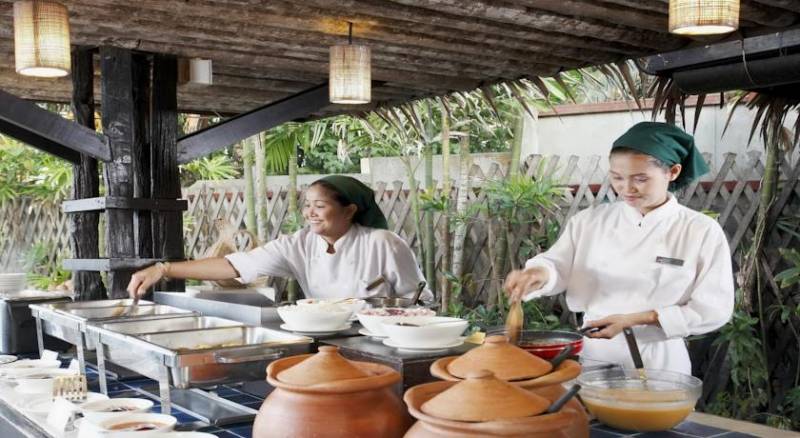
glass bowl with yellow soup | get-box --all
[577,368,702,432]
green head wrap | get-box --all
[316,175,388,230]
[611,122,709,190]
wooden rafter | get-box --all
[177,83,330,163]
[0,89,110,163]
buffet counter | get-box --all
[0,357,792,438]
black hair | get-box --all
[309,180,354,208]
[610,146,671,171]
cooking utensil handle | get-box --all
[365,276,386,292]
[546,384,581,414]
[549,344,575,369]
[214,349,285,364]
[411,281,426,305]
[623,327,645,369]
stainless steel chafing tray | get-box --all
[90,315,243,336]
[89,325,312,414]
[0,289,72,354]
[29,300,194,374]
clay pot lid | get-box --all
[420,369,550,422]
[276,346,368,386]
[447,335,552,381]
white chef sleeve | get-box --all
[655,224,735,339]
[522,213,580,301]
[224,234,297,284]
[373,230,433,302]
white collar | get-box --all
[315,223,359,254]
[620,193,679,228]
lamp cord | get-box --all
[348,22,353,45]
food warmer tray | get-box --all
[0,289,72,354]
[89,325,313,414]
[154,291,281,326]
[29,300,194,374]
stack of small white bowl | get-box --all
[379,315,469,351]
[356,307,437,338]
[0,273,26,293]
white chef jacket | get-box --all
[524,194,734,374]
[225,224,432,301]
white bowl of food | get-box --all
[357,307,436,336]
[380,316,468,348]
[297,297,367,316]
[81,398,155,423]
[94,413,176,436]
[276,303,352,331]
[12,368,80,394]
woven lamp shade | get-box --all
[669,0,739,35]
[14,0,71,77]
[329,44,371,104]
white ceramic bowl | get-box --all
[276,304,352,331]
[297,298,367,316]
[19,392,108,416]
[95,413,176,436]
[13,368,80,394]
[356,307,436,336]
[380,316,468,347]
[81,397,155,423]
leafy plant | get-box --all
[708,309,769,419]
[180,152,239,185]
[775,248,800,289]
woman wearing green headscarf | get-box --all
[504,122,734,374]
[128,175,431,303]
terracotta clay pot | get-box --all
[403,379,589,438]
[253,346,409,438]
[424,336,589,436]
[431,355,582,389]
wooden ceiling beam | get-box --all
[753,0,800,14]
[387,0,682,50]
[0,89,110,163]
[514,0,667,32]
[44,1,594,72]
[279,0,650,55]
[177,83,330,163]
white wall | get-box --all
[188,103,795,191]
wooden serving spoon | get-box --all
[505,297,524,345]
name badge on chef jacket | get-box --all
[656,256,684,267]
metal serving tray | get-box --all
[29,300,192,374]
[154,291,281,326]
[0,290,72,354]
[91,315,243,336]
[90,325,312,413]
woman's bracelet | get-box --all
[155,261,172,280]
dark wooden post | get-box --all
[151,54,185,291]
[133,54,153,262]
[69,46,106,301]
[100,47,146,298]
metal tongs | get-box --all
[623,327,649,387]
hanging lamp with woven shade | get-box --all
[669,0,739,35]
[13,0,71,77]
[329,22,371,104]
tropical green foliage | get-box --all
[0,135,74,203]
[180,151,239,186]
